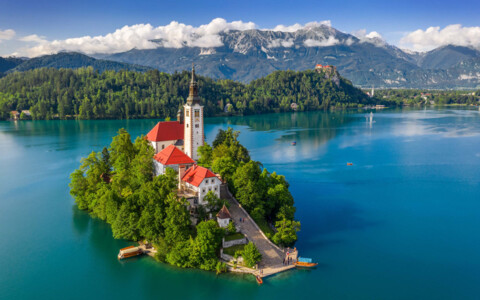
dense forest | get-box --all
[70,129,234,272]
[0,67,374,120]
[373,89,480,106]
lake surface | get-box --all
[1,108,479,299]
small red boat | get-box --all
[347,162,353,166]
[256,275,263,285]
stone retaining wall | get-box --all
[220,248,243,263]
[222,237,248,248]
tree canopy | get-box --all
[70,129,226,271]
[0,67,374,120]
[198,127,301,245]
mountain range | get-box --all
[0,52,150,77]
[2,25,480,89]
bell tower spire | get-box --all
[184,63,204,161]
[187,63,201,105]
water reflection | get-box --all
[71,206,90,236]
[207,111,358,163]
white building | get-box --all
[216,205,232,228]
[180,164,222,206]
[153,144,194,176]
[183,65,204,161]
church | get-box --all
[146,65,222,209]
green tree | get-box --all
[272,219,301,246]
[216,261,227,274]
[204,191,222,212]
[111,198,141,241]
[226,221,236,234]
[242,242,262,268]
[189,220,225,270]
[163,193,192,246]
[231,161,264,211]
[197,142,213,168]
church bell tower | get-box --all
[184,64,204,161]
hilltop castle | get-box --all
[145,65,223,213]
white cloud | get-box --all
[344,37,355,46]
[366,31,382,39]
[267,38,294,48]
[14,19,337,57]
[12,18,256,57]
[0,29,15,41]
[400,24,480,51]
[269,21,331,32]
[352,29,385,46]
[19,34,47,43]
[304,36,340,47]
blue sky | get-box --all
[1,0,480,56]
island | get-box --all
[69,66,301,277]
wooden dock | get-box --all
[138,241,157,257]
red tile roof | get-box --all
[153,145,194,165]
[181,164,217,187]
[146,121,184,142]
[216,205,231,219]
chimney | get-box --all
[177,109,183,124]
[179,165,186,190]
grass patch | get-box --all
[252,216,275,237]
[224,232,244,242]
[223,244,245,256]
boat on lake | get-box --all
[118,246,143,259]
[295,257,318,268]
[256,275,263,284]
[347,162,353,166]
[291,141,297,146]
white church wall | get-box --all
[152,140,177,154]
[153,160,179,176]
[184,103,203,161]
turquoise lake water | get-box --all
[1,108,479,299]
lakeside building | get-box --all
[179,164,222,207]
[315,64,336,71]
[147,65,221,214]
[216,205,232,228]
[10,111,19,120]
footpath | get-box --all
[221,185,298,278]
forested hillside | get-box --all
[0,67,374,120]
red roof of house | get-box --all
[217,205,231,219]
[181,165,217,187]
[153,145,194,165]
[146,121,184,142]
